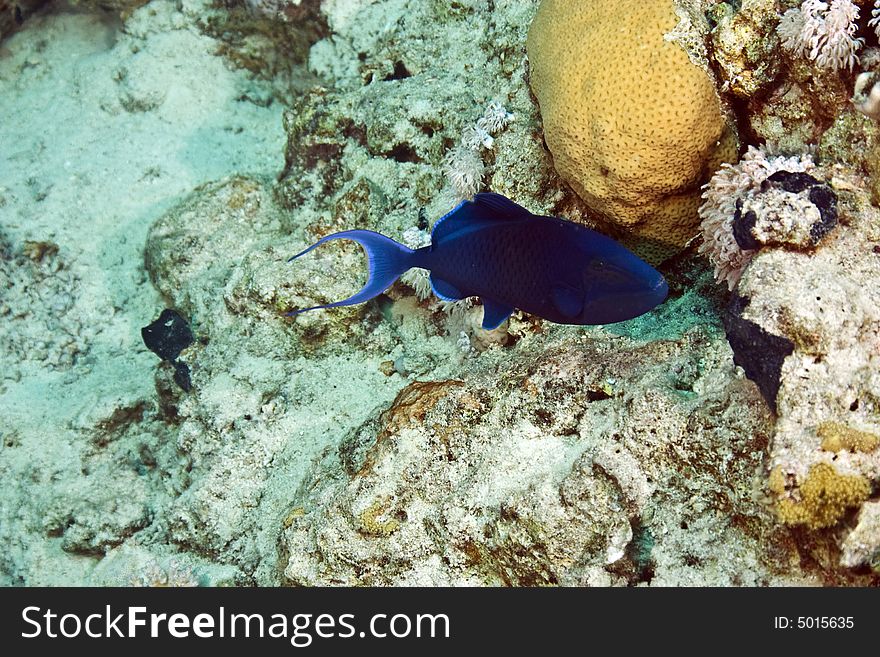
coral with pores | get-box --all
[527,0,737,262]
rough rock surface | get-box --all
[281,328,816,586]
[733,172,880,544]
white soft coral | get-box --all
[698,146,816,290]
[442,101,514,201]
[869,0,880,37]
[778,1,864,71]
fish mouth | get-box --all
[652,276,669,301]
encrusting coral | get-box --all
[817,421,880,453]
[774,463,870,530]
[527,0,737,263]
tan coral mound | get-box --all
[527,0,736,262]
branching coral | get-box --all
[775,463,870,529]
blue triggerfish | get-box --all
[287,193,668,329]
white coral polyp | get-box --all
[698,146,816,290]
[442,100,513,201]
[778,0,864,72]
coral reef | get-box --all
[841,499,880,570]
[707,0,781,100]
[4,0,880,588]
[442,101,515,201]
[0,231,90,378]
[527,0,737,263]
[778,0,864,72]
[729,172,880,545]
[281,329,816,586]
[698,146,817,290]
[731,170,838,251]
[0,1,46,43]
[774,463,870,529]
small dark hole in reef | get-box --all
[683,554,701,567]
[586,389,612,402]
[386,143,421,163]
[244,414,252,421]
[599,165,610,177]
[383,60,411,81]
[850,399,860,411]
[420,124,435,138]
[680,521,688,530]
[358,52,367,61]
[534,408,553,426]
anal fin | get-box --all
[480,298,514,330]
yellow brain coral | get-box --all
[527,0,737,261]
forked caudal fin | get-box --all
[286,230,415,316]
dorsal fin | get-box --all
[431,193,534,243]
[472,192,535,220]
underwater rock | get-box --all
[526,0,737,262]
[699,146,818,290]
[280,329,820,586]
[0,232,89,378]
[731,171,838,251]
[707,0,780,100]
[0,0,47,43]
[86,543,244,586]
[734,170,880,549]
[840,499,880,571]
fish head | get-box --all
[573,239,669,324]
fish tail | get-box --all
[286,230,414,316]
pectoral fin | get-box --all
[551,284,583,319]
[430,275,466,301]
[480,298,514,330]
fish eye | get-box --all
[590,259,606,271]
